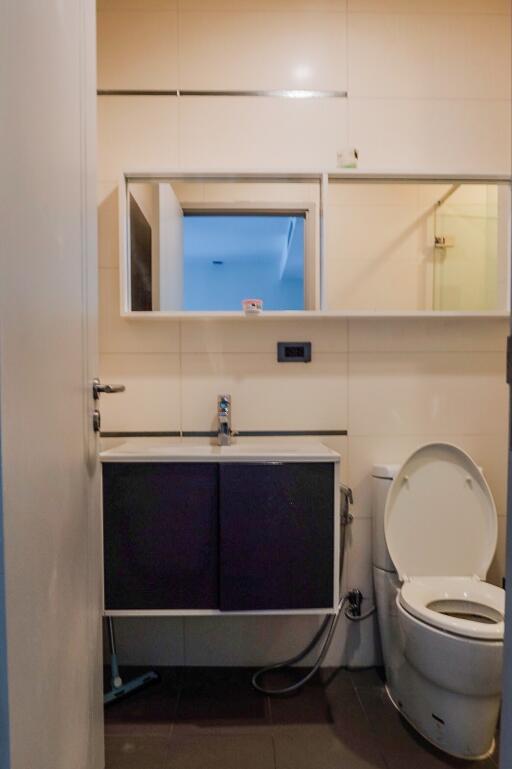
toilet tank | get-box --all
[371,464,399,572]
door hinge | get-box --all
[507,337,512,386]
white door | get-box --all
[0,2,102,768]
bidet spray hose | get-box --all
[251,484,354,696]
[251,595,348,695]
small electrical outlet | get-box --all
[277,342,312,363]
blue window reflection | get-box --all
[183,214,305,311]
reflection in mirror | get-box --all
[126,178,318,312]
[129,193,152,311]
[433,185,505,311]
[326,180,510,312]
[183,214,305,311]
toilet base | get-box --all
[385,663,498,761]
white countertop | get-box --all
[100,440,340,463]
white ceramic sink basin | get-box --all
[100,441,340,463]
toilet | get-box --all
[372,442,505,760]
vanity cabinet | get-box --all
[219,463,334,611]
[103,463,219,610]
[102,453,338,615]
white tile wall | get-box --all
[113,617,185,666]
[178,97,348,170]
[97,0,511,666]
[98,0,177,9]
[179,11,347,91]
[348,0,510,14]
[348,351,507,437]
[97,10,179,89]
[180,318,348,354]
[99,353,181,431]
[349,98,511,174]
[97,181,119,268]
[348,317,508,353]
[97,97,179,180]
[99,269,181,353]
[348,13,510,99]
[349,432,508,518]
[180,0,346,10]
[96,0,512,174]
[180,352,348,431]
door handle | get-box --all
[93,377,126,400]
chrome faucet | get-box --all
[217,394,232,446]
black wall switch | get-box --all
[277,342,312,363]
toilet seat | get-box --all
[400,576,504,641]
[384,443,497,581]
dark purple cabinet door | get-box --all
[219,462,334,611]
[103,463,218,610]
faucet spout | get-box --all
[217,394,232,446]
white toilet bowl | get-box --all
[399,576,504,642]
[372,443,505,760]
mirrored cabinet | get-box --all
[325,178,510,313]
[124,176,319,313]
[119,173,511,318]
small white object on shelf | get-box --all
[242,298,263,315]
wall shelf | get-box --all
[124,310,510,320]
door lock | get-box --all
[93,409,101,433]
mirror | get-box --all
[125,177,319,313]
[123,175,510,315]
[325,180,510,313]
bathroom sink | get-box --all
[99,441,340,463]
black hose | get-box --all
[251,595,348,695]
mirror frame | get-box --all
[119,171,512,319]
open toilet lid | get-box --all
[384,443,497,581]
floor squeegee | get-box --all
[104,617,159,705]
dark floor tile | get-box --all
[384,731,499,769]
[385,752,497,769]
[319,666,355,693]
[349,667,386,689]
[265,670,333,727]
[174,667,271,734]
[105,735,170,769]
[358,685,499,768]
[105,667,181,736]
[103,667,500,769]
[167,734,275,769]
[356,683,436,756]
[325,687,389,763]
[274,724,386,769]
